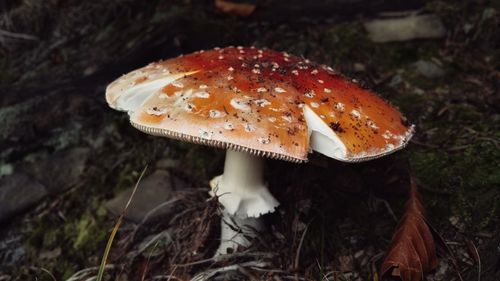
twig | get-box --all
[282,276,307,280]
[39,268,57,281]
[191,261,268,281]
[446,145,471,151]
[136,230,172,255]
[167,264,178,281]
[140,239,163,281]
[64,265,115,281]
[250,267,287,274]
[0,29,38,41]
[152,275,182,280]
[410,139,440,149]
[427,229,465,281]
[126,197,184,244]
[169,207,197,225]
[322,270,340,281]
[476,137,500,149]
[173,251,275,267]
[315,259,329,281]
[465,240,481,281]
[294,223,310,271]
[141,198,181,224]
[173,256,215,268]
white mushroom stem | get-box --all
[210,150,279,255]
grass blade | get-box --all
[96,166,148,281]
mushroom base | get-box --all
[210,149,279,255]
[216,210,263,255]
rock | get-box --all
[155,158,180,170]
[0,97,42,142]
[389,73,403,88]
[39,247,61,260]
[0,230,26,267]
[413,60,445,78]
[353,62,366,72]
[0,173,47,222]
[0,163,13,177]
[25,147,90,194]
[364,14,446,42]
[105,170,188,223]
[136,230,173,257]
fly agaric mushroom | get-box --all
[106,46,414,255]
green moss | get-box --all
[65,211,107,251]
[322,23,372,65]
[59,261,78,280]
[391,92,428,116]
[411,141,500,230]
[24,196,109,279]
[411,151,452,189]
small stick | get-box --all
[294,223,310,270]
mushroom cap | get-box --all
[106,46,414,163]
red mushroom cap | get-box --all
[106,46,414,163]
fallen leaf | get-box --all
[214,0,256,17]
[381,176,438,281]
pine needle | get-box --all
[96,165,148,281]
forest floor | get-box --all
[0,0,499,280]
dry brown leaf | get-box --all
[381,176,438,281]
[214,0,256,17]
